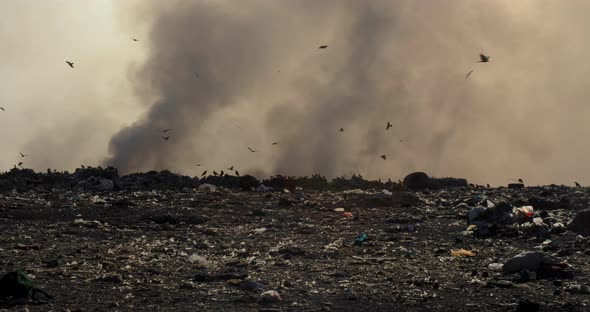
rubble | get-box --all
[569,209,590,235]
[0,167,588,311]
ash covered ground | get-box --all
[1,167,590,311]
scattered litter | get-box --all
[259,290,281,303]
[451,249,476,257]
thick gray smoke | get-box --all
[107,0,590,185]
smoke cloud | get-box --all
[5,1,590,186]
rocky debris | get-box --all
[565,284,590,294]
[78,177,114,191]
[509,183,525,189]
[259,290,282,303]
[197,183,217,192]
[569,210,590,235]
[0,271,52,304]
[0,174,589,311]
[502,251,572,278]
[403,171,468,190]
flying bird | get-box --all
[339,128,344,132]
[478,54,490,63]
[20,153,26,158]
[272,142,280,145]
[235,170,240,176]
[201,170,207,177]
[161,129,171,132]
[518,178,524,183]
[220,170,225,176]
[213,171,218,176]
[575,181,581,187]
[248,147,257,152]
[466,69,474,79]
[228,166,234,171]
[380,155,387,160]
[386,122,392,130]
[0,107,4,111]
[319,45,328,49]
[18,162,23,167]
[162,136,170,141]
[131,38,139,42]
[66,61,74,68]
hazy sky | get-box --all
[2,0,590,186]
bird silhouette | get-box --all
[235,170,240,176]
[66,61,74,68]
[272,142,280,145]
[220,170,225,176]
[518,178,524,183]
[248,147,257,152]
[18,162,23,167]
[162,136,170,141]
[228,166,234,171]
[161,129,171,132]
[339,128,344,132]
[201,170,207,177]
[380,155,387,160]
[466,69,474,79]
[20,153,26,158]
[0,107,4,111]
[386,122,392,130]
[479,54,490,63]
[575,181,581,187]
[319,45,328,49]
[486,184,491,188]
[213,171,218,176]
[131,38,139,42]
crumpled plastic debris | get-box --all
[451,249,476,257]
[259,290,281,303]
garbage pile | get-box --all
[0,168,472,193]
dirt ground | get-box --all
[1,185,589,311]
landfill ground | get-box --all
[1,173,590,311]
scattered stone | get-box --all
[259,290,281,303]
[569,210,590,235]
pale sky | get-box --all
[0,0,145,171]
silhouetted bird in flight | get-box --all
[162,136,169,141]
[201,170,207,177]
[380,155,387,160]
[235,170,240,176]
[18,162,23,167]
[319,45,328,49]
[228,166,234,171]
[0,107,4,111]
[161,129,171,132]
[386,122,392,130]
[213,171,218,176]
[66,61,74,68]
[272,142,280,145]
[20,153,26,158]
[518,178,524,183]
[575,181,581,187]
[466,69,474,79]
[131,38,139,42]
[220,170,225,176]
[248,147,257,152]
[339,128,344,132]
[479,54,490,63]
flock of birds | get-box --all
[11,41,564,185]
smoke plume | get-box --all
[105,0,590,185]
